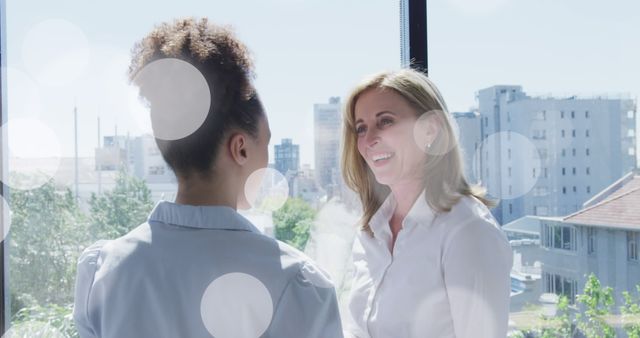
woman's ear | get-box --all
[424,114,441,146]
[229,133,249,165]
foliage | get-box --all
[11,303,78,338]
[8,181,88,311]
[88,169,153,240]
[576,273,615,338]
[621,284,640,338]
[273,198,316,251]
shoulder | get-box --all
[275,240,335,290]
[436,196,511,257]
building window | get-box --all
[585,110,590,118]
[561,110,565,119]
[571,110,575,118]
[628,232,639,261]
[572,129,576,137]
[586,167,590,175]
[484,117,488,127]
[587,227,596,255]
[543,223,577,251]
[572,148,576,156]
[586,148,590,156]
[509,203,513,214]
[148,165,165,175]
[573,186,577,193]
[572,167,576,175]
[587,186,591,194]
[586,129,590,137]
[543,272,578,304]
[508,167,512,177]
[562,168,566,175]
[562,187,566,194]
[562,149,566,157]
[561,130,565,138]
[544,168,548,178]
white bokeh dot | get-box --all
[244,168,289,212]
[1,195,12,242]
[412,110,460,156]
[21,19,90,87]
[1,118,62,190]
[4,67,43,118]
[472,132,541,200]
[130,58,211,140]
[200,272,273,338]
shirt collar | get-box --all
[369,190,436,237]
[148,201,260,232]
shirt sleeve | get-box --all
[442,221,513,338]
[267,262,344,338]
[73,240,107,338]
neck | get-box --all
[175,172,237,208]
[390,180,424,221]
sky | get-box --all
[4,0,639,168]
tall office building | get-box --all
[453,111,482,184]
[314,97,342,197]
[466,85,636,224]
[399,0,410,68]
[274,138,300,175]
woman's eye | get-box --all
[355,125,366,135]
[380,118,393,126]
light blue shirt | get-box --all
[73,201,343,338]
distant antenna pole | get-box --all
[74,104,79,204]
[97,116,102,195]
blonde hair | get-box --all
[341,68,493,235]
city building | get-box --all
[452,111,481,184]
[507,171,640,309]
[466,85,636,224]
[274,138,300,175]
[314,97,343,198]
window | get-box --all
[628,232,639,261]
[586,129,590,137]
[562,187,567,194]
[572,167,576,175]
[543,272,578,304]
[509,203,513,214]
[585,110,590,118]
[571,110,575,118]
[586,167,590,175]
[561,129,565,138]
[572,129,576,137]
[586,148,590,156]
[587,186,591,194]
[562,167,566,175]
[508,167,512,177]
[573,186,577,193]
[542,223,577,251]
[562,149,566,157]
[561,110,565,118]
[587,227,596,255]
[572,148,576,156]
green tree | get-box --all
[9,180,88,312]
[576,273,615,338]
[273,198,315,251]
[88,169,154,240]
[621,284,640,338]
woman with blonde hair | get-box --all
[341,68,512,338]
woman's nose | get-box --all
[365,130,380,148]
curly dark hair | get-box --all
[129,17,264,178]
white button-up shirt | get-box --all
[344,192,512,338]
[74,201,343,338]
